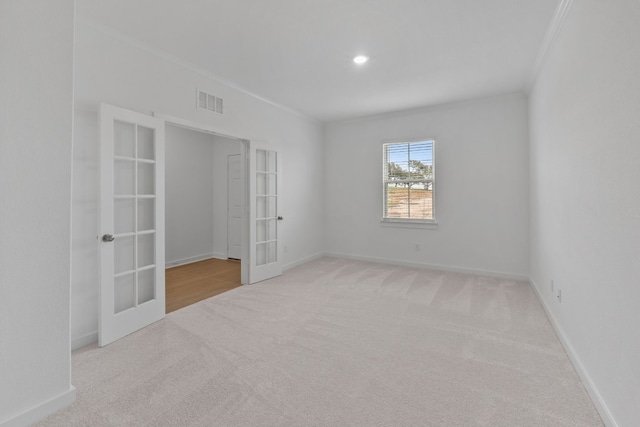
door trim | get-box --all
[227,153,242,260]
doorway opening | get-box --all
[164,124,244,313]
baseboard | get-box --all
[1,386,76,427]
[283,253,325,271]
[212,252,228,260]
[529,279,617,427]
[324,252,529,281]
[72,330,98,351]
[165,253,216,269]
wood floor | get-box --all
[165,258,241,313]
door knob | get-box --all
[277,216,284,220]
[102,234,115,242]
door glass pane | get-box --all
[267,174,276,195]
[114,159,135,196]
[257,220,267,243]
[256,242,267,266]
[267,197,277,218]
[114,199,135,234]
[267,242,277,264]
[256,149,266,172]
[256,172,266,196]
[137,126,155,161]
[114,273,135,314]
[268,219,277,241]
[137,163,155,195]
[257,196,266,219]
[114,121,135,158]
[114,235,135,274]
[267,151,277,173]
[138,233,155,268]
[138,268,155,304]
[138,199,155,231]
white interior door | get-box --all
[99,103,165,347]
[227,154,242,259]
[249,143,283,283]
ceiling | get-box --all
[77,0,560,122]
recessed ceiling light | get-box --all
[353,55,369,65]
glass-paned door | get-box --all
[99,104,165,346]
[249,144,282,283]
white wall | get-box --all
[165,125,215,266]
[70,19,325,348]
[212,136,242,259]
[70,109,101,350]
[324,94,529,278]
[528,1,640,426]
[165,128,241,265]
[0,0,76,425]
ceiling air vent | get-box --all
[197,89,224,114]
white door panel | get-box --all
[100,103,165,347]
[249,143,282,283]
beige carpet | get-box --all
[38,257,602,426]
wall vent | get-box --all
[197,89,224,114]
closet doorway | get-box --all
[164,124,243,313]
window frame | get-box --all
[381,138,437,227]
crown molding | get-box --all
[75,16,319,124]
[330,92,525,125]
[526,0,575,92]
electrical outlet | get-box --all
[415,244,421,251]
[557,288,562,303]
[550,280,554,293]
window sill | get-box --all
[380,219,438,230]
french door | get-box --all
[99,104,165,347]
[249,143,283,283]
[98,107,281,345]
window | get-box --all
[382,140,435,222]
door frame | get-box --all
[155,114,250,284]
[226,153,242,260]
